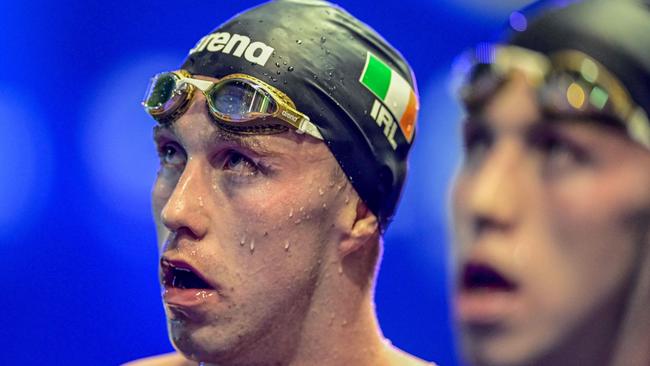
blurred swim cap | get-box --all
[181,0,419,229]
[506,0,650,115]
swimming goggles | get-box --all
[455,44,650,149]
[142,70,323,140]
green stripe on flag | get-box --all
[361,54,391,100]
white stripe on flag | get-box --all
[383,71,412,122]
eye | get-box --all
[223,150,259,176]
[158,142,187,168]
[462,120,493,165]
[530,128,590,172]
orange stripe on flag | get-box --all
[399,91,417,142]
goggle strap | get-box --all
[179,77,214,92]
[628,107,650,149]
[297,118,323,140]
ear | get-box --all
[338,198,379,257]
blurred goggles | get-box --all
[142,70,323,140]
[456,44,650,149]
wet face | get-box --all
[452,74,650,366]
[151,78,356,363]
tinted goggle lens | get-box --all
[143,72,191,118]
[208,79,277,121]
[540,71,615,117]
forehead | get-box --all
[473,73,540,131]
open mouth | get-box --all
[462,262,517,291]
[161,258,213,290]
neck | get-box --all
[285,242,391,366]
[203,240,396,366]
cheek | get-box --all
[526,175,643,324]
[151,177,170,215]
[213,172,344,274]
[152,176,175,245]
[450,174,473,253]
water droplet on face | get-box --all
[344,196,350,204]
[240,235,246,246]
[322,203,327,209]
[284,240,290,251]
[296,40,302,44]
[250,239,255,253]
[294,218,302,224]
[318,187,324,196]
[288,66,294,72]
[264,231,268,237]
[289,208,294,218]
[196,290,214,300]
[275,62,280,67]
[283,61,288,65]
[299,206,304,212]
[320,36,326,43]
[276,71,281,75]
[198,196,204,207]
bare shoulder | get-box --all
[385,346,438,366]
[122,352,196,366]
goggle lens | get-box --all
[540,71,613,117]
[463,60,618,122]
[208,80,277,121]
[144,73,189,117]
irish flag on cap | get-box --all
[359,52,418,143]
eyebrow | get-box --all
[152,124,279,156]
[207,128,278,156]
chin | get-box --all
[168,319,240,363]
[463,327,560,366]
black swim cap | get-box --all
[507,0,650,115]
[180,0,419,229]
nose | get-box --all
[465,141,525,236]
[160,159,210,241]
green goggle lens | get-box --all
[144,73,179,110]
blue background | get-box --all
[0,0,531,364]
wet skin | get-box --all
[152,82,360,364]
[452,74,650,366]
[148,75,432,366]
